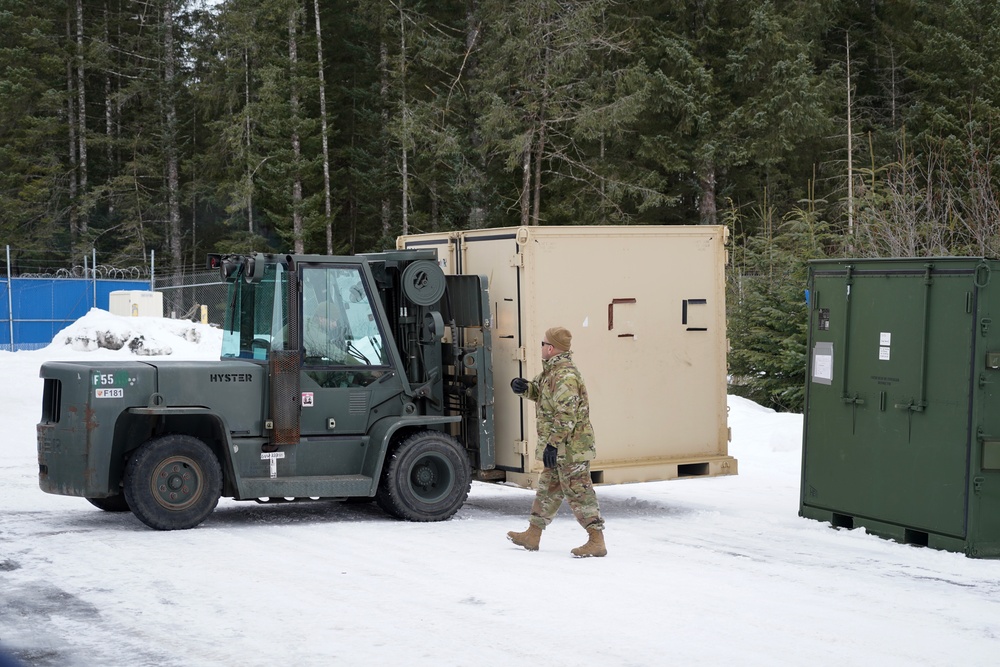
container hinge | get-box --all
[982,317,992,337]
[510,252,524,268]
[514,439,529,456]
[973,476,985,495]
[514,347,527,362]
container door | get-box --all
[803,264,974,538]
[460,232,528,472]
[972,268,1000,554]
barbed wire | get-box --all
[9,265,149,279]
[97,265,147,279]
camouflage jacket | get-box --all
[524,351,596,463]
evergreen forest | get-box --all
[3,0,1000,411]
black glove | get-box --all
[543,445,558,469]
[510,377,528,395]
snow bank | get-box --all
[47,308,223,357]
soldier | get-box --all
[302,276,353,364]
[506,326,607,557]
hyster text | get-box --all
[209,373,253,383]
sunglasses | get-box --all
[541,341,551,347]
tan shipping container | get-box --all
[397,225,737,488]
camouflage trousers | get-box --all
[529,461,605,531]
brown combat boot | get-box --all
[571,527,607,558]
[507,524,543,551]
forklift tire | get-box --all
[87,494,130,512]
[124,434,222,531]
[375,431,471,522]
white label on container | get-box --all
[812,342,834,385]
[880,332,891,346]
[814,355,833,380]
[879,346,891,360]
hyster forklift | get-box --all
[36,251,495,529]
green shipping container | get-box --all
[800,257,1000,558]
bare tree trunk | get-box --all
[532,122,546,225]
[76,0,88,238]
[350,198,359,254]
[245,48,253,234]
[164,1,182,275]
[401,139,410,236]
[699,164,717,225]
[520,141,531,227]
[397,0,410,237]
[191,109,198,270]
[465,1,485,229]
[380,38,391,240]
[289,7,304,254]
[313,0,334,254]
[67,8,79,247]
[103,3,113,175]
[888,44,898,131]
[430,181,439,231]
[599,134,605,204]
[846,31,854,239]
[532,40,550,227]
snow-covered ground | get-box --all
[1,311,998,666]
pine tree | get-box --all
[728,202,840,411]
[636,0,838,227]
[475,0,654,225]
[0,2,68,265]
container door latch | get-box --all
[842,394,865,434]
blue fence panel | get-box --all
[0,279,8,347]
[0,278,151,350]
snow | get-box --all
[2,310,999,666]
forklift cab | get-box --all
[218,255,403,438]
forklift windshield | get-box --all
[301,266,388,367]
[221,263,289,360]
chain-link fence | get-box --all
[2,246,157,349]
[153,270,228,327]
[1,246,231,345]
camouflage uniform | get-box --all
[523,350,604,531]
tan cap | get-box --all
[545,326,572,352]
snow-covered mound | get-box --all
[48,308,223,357]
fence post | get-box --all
[6,245,13,351]
[150,249,155,291]
[92,247,97,310]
